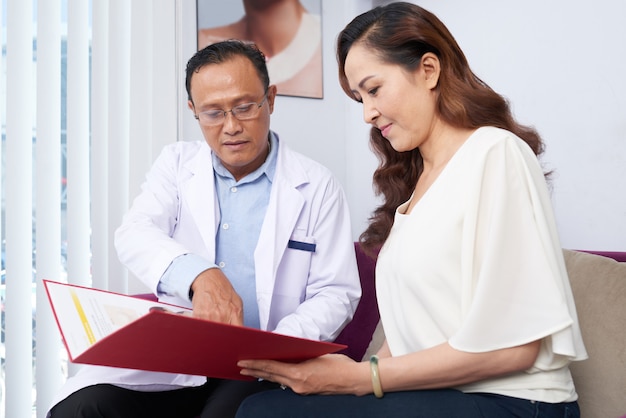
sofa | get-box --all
[334,244,626,418]
[134,245,624,416]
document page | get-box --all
[44,280,189,360]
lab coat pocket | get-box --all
[287,236,316,253]
[277,235,316,297]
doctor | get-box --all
[48,40,361,418]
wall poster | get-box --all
[196,0,324,99]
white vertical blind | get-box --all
[106,0,131,295]
[126,0,180,295]
[66,0,92,290]
[90,0,110,292]
[0,0,3,268]
[65,0,93,382]
[1,1,181,415]
[126,0,154,295]
[35,0,64,415]
[153,0,179,162]
[4,0,35,417]
[130,0,154,202]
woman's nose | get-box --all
[363,101,380,125]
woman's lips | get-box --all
[379,124,391,138]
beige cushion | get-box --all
[563,249,626,418]
[362,319,384,361]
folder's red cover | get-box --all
[44,280,346,380]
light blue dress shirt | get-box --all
[158,133,278,329]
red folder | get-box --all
[44,280,346,380]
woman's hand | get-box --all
[238,354,372,396]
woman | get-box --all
[235,3,587,417]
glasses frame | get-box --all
[194,92,268,126]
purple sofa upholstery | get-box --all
[578,250,626,263]
[333,242,379,361]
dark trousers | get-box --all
[49,378,279,418]
[235,388,581,418]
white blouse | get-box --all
[376,127,587,402]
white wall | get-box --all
[411,0,626,251]
[179,0,626,251]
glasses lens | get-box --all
[196,95,265,126]
[232,102,259,120]
[199,110,224,126]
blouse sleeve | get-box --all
[448,132,587,363]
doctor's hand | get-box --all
[190,268,244,326]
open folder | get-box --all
[44,280,346,380]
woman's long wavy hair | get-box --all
[337,2,544,256]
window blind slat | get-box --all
[90,0,110,292]
[126,0,154,295]
[4,0,35,416]
[153,0,178,164]
[35,0,65,414]
[107,0,131,294]
[66,0,92,292]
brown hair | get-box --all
[336,2,544,255]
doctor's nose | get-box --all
[222,112,244,136]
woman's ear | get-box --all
[420,52,441,90]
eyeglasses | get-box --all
[194,93,268,126]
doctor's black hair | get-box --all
[185,39,270,103]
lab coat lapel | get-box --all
[255,143,307,329]
[182,145,219,259]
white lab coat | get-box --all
[48,135,361,413]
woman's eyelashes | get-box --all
[352,85,379,103]
[367,86,379,96]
